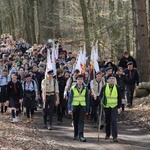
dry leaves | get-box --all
[124,95,150,131]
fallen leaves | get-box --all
[124,96,150,131]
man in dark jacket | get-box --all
[124,61,139,107]
[118,51,137,69]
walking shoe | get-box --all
[30,115,33,122]
[100,124,104,129]
[73,136,78,140]
[11,118,16,123]
[71,121,74,127]
[113,138,118,142]
[57,120,62,125]
[48,125,52,130]
[15,117,19,122]
[93,123,97,128]
[26,118,30,123]
[38,104,42,108]
[79,137,87,142]
[105,136,110,140]
[43,124,47,128]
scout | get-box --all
[41,69,59,130]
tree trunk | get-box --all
[23,0,32,43]
[79,0,90,55]
[135,0,150,81]
[125,10,130,52]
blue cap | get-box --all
[105,66,113,72]
[127,61,133,65]
[25,73,31,78]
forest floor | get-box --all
[0,96,150,150]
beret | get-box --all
[47,69,53,74]
[127,61,133,65]
[71,56,76,59]
[105,66,113,71]
[60,62,65,66]
[96,71,102,75]
[107,74,116,79]
[25,73,31,78]
[27,66,33,71]
[76,74,83,79]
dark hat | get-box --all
[96,71,102,75]
[123,51,129,55]
[76,74,83,79]
[105,66,113,72]
[127,61,133,65]
[11,72,18,76]
[107,74,116,79]
[71,56,76,59]
[60,62,65,66]
[9,57,13,61]
[25,73,31,78]
[47,69,53,74]
[28,66,33,71]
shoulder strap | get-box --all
[70,76,73,87]
[53,78,56,93]
[32,80,35,89]
[102,78,104,85]
[24,81,26,89]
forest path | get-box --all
[0,109,150,150]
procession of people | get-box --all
[0,34,139,143]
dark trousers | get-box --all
[43,95,55,126]
[91,97,100,123]
[126,85,135,106]
[73,105,86,138]
[121,90,125,111]
[57,93,66,122]
[104,107,118,138]
[26,108,34,118]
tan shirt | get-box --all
[66,76,77,90]
[90,79,104,96]
[41,78,59,96]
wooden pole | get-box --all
[98,101,103,142]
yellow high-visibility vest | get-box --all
[72,86,86,106]
[104,84,118,108]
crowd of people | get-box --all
[0,34,139,143]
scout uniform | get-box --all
[7,73,23,123]
[22,74,38,123]
[0,69,10,113]
[41,70,59,130]
[90,71,105,128]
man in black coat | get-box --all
[124,61,139,107]
[118,51,137,69]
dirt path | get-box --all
[0,109,150,150]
